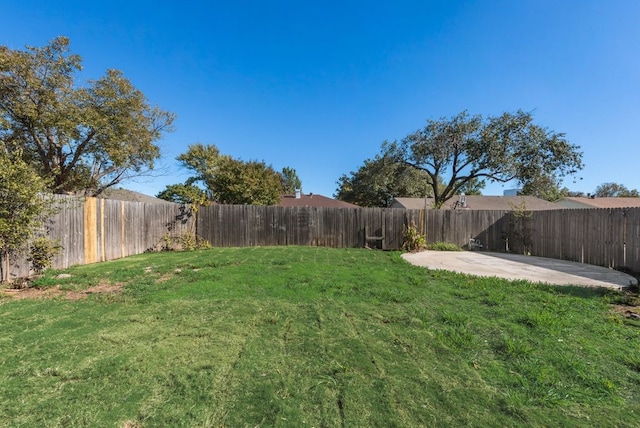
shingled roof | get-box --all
[555,197,640,209]
[391,195,560,211]
[98,188,174,204]
[278,193,359,208]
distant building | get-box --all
[278,192,359,208]
[98,188,174,204]
[390,195,560,211]
[555,197,640,209]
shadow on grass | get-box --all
[541,284,612,299]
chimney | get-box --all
[295,188,301,199]
[460,192,467,208]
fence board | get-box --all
[7,199,640,281]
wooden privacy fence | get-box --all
[196,204,640,273]
[196,205,511,252]
[5,199,640,281]
[196,205,412,249]
[7,196,194,281]
[522,208,640,272]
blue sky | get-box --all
[3,0,639,198]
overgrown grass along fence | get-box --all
[5,196,640,281]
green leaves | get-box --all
[210,157,282,205]
[594,182,640,197]
[0,37,175,195]
[0,145,55,281]
[156,184,208,205]
[385,110,583,207]
[168,143,284,205]
[281,167,302,194]
[335,149,432,207]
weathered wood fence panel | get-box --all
[7,196,193,281]
[422,209,510,251]
[505,208,636,272]
[6,200,640,281]
[627,209,640,273]
[196,205,422,250]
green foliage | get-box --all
[280,166,302,194]
[176,142,221,185]
[508,198,534,255]
[457,177,486,196]
[0,37,175,195]
[427,241,462,251]
[212,157,282,205]
[28,237,61,274]
[0,146,55,281]
[160,232,211,251]
[174,143,283,205]
[156,183,207,205]
[520,174,570,201]
[594,182,640,197]
[401,221,426,252]
[335,151,432,207]
[383,110,583,208]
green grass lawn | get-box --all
[1,246,640,427]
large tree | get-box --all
[593,182,640,197]
[384,110,583,207]
[335,152,432,207]
[211,157,282,205]
[165,143,285,205]
[0,37,175,195]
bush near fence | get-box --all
[6,197,640,281]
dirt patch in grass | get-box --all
[2,283,124,300]
[612,304,640,320]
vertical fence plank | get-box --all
[8,200,640,281]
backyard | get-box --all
[1,246,639,427]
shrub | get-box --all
[28,237,61,275]
[159,232,211,252]
[402,221,426,253]
[427,242,461,251]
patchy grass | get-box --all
[1,246,640,427]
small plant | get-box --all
[508,198,533,255]
[28,237,61,275]
[427,242,461,251]
[178,232,212,251]
[158,232,211,251]
[402,221,426,253]
[160,233,174,251]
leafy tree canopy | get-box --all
[335,151,433,207]
[519,175,571,201]
[458,177,486,196]
[166,143,288,205]
[156,184,207,205]
[212,157,282,205]
[0,37,175,195]
[384,110,583,208]
[281,167,302,194]
[593,182,640,198]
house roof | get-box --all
[555,197,640,209]
[278,193,359,208]
[98,188,174,204]
[391,195,560,211]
